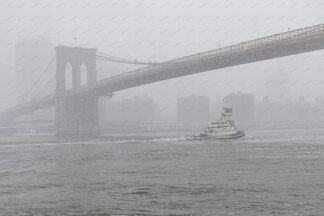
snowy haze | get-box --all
[1,0,324,117]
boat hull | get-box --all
[206,130,245,139]
[185,130,245,140]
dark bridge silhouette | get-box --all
[2,23,324,136]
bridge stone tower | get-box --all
[55,46,98,137]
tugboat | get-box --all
[186,106,245,140]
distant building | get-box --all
[255,98,293,122]
[177,95,210,124]
[99,96,160,126]
[223,93,254,124]
[314,96,324,109]
[15,37,55,103]
[313,96,324,122]
[254,96,324,128]
[15,37,55,121]
[209,96,222,121]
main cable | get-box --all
[96,52,161,66]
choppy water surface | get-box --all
[1,129,324,215]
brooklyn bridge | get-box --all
[2,23,324,136]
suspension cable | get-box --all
[19,56,55,104]
[96,52,161,66]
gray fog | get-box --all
[1,1,324,215]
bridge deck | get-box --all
[90,23,324,94]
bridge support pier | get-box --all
[55,94,99,137]
[55,46,98,137]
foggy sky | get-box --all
[1,0,324,115]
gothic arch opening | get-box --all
[80,63,88,86]
[65,62,73,90]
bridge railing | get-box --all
[169,23,324,64]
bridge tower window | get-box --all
[65,62,73,90]
[80,63,88,86]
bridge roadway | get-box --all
[2,23,324,123]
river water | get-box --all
[0,128,324,215]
